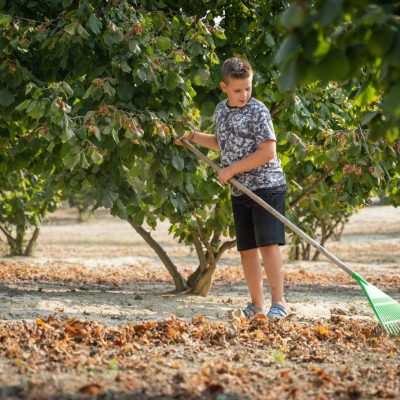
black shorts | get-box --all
[231,186,286,251]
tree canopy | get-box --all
[275,0,400,142]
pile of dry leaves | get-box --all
[0,314,399,399]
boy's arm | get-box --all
[175,130,220,151]
[219,140,275,184]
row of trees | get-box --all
[1,0,399,295]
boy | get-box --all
[175,57,288,319]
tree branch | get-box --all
[25,226,40,256]
[194,217,215,266]
[270,100,285,117]
[216,240,236,263]
[0,223,14,243]
[192,234,208,272]
[128,218,186,292]
[289,168,334,207]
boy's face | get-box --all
[220,74,253,108]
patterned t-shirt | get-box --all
[214,97,286,196]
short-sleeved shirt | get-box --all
[214,97,286,196]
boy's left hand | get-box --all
[218,166,236,184]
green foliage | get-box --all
[62,185,97,223]
[0,0,233,288]
[0,170,60,255]
[275,0,400,142]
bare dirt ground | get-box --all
[0,205,399,399]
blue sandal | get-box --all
[242,303,267,319]
[267,303,288,319]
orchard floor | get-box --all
[0,205,399,399]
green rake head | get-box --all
[353,273,400,335]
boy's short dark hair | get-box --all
[221,57,253,83]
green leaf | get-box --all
[80,153,90,169]
[367,27,394,57]
[111,129,119,144]
[76,126,87,140]
[120,60,132,73]
[129,40,141,55]
[104,31,123,47]
[185,183,194,194]
[63,151,80,169]
[136,68,147,82]
[361,110,380,125]
[382,84,400,116]
[265,33,275,47]
[87,15,102,35]
[317,0,343,27]
[64,22,77,35]
[27,100,44,119]
[90,149,103,165]
[117,83,133,101]
[193,70,210,86]
[354,84,377,107]
[164,71,178,90]
[212,26,226,40]
[313,50,350,82]
[0,15,10,25]
[61,82,73,96]
[201,100,215,117]
[313,33,330,58]
[155,36,172,51]
[172,155,185,171]
[76,23,90,40]
[275,34,301,64]
[280,3,305,30]
[0,88,14,106]
[60,128,75,143]
[101,191,118,209]
[170,197,178,208]
[130,210,145,225]
[102,81,116,97]
[277,60,302,91]
[15,99,30,111]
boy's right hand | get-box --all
[174,131,194,146]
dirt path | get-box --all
[1,205,399,325]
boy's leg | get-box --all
[240,248,264,310]
[259,244,286,307]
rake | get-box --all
[183,140,400,335]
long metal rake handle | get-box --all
[183,139,355,278]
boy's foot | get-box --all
[267,303,288,319]
[242,303,267,319]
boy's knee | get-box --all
[240,248,258,256]
[259,244,279,252]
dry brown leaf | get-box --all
[78,383,102,395]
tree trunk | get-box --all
[77,204,95,223]
[128,218,187,292]
[25,227,40,256]
[77,206,88,223]
[187,264,203,288]
[295,244,300,260]
[189,259,217,296]
[302,243,311,260]
[187,237,235,296]
[8,223,25,256]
